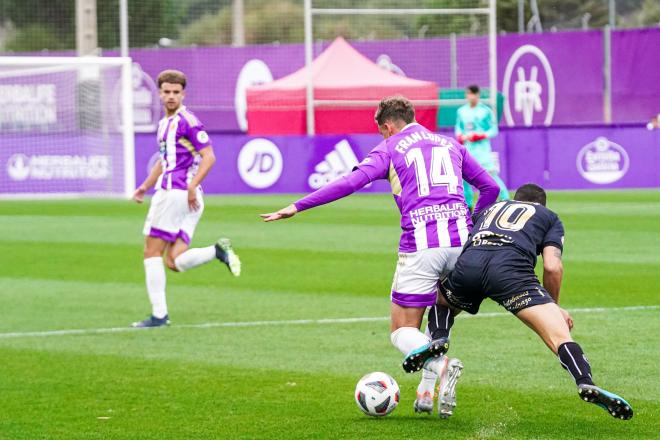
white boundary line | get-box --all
[0,305,656,340]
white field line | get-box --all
[0,305,656,340]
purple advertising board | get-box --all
[1,124,656,196]
[1,132,126,195]
[132,125,660,196]
[0,65,129,196]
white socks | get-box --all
[417,325,439,396]
[424,356,448,376]
[174,245,216,272]
[143,246,215,319]
[390,327,431,356]
[144,257,167,319]
[418,368,439,397]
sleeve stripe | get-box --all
[179,138,199,156]
[179,110,200,127]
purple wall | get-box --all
[129,125,660,195]
[3,28,658,132]
[497,31,605,127]
[612,28,660,123]
[116,27,660,132]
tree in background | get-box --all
[497,0,649,32]
[622,0,660,27]
[1,0,657,52]
[0,0,182,52]
[180,0,304,46]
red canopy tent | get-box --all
[246,37,438,135]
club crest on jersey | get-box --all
[196,131,209,144]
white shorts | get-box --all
[390,247,462,308]
[142,188,204,244]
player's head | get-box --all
[466,84,480,106]
[375,95,416,139]
[158,70,187,114]
[514,183,547,206]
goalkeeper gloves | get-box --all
[468,133,488,142]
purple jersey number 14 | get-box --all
[405,145,459,197]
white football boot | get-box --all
[215,238,241,276]
[413,391,435,414]
[437,358,464,419]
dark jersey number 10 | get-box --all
[479,201,537,232]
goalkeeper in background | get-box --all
[455,84,509,210]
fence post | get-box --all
[76,0,98,56]
[232,0,245,47]
[488,0,497,114]
[119,0,129,57]
[304,0,315,135]
[450,33,457,89]
[603,25,612,124]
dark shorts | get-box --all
[439,248,554,315]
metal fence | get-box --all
[1,1,658,130]
[2,1,654,54]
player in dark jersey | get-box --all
[413,183,633,420]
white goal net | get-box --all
[0,57,134,198]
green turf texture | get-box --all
[0,190,658,439]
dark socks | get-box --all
[427,304,454,340]
[215,244,228,263]
[558,342,595,386]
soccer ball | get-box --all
[354,372,400,417]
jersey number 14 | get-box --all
[405,147,459,197]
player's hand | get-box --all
[133,186,147,203]
[560,307,574,331]
[260,204,297,222]
[456,134,466,144]
[187,185,200,212]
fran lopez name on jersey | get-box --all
[409,203,468,225]
[394,130,448,154]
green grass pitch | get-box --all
[0,190,658,439]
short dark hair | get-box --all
[466,84,480,94]
[375,95,415,126]
[158,69,187,89]
[514,183,547,206]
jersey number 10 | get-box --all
[405,147,459,197]
[480,201,537,231]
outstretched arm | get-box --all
[261,169,371,222]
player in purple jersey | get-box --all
[131,70,241,328]
[262,96,500,416]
